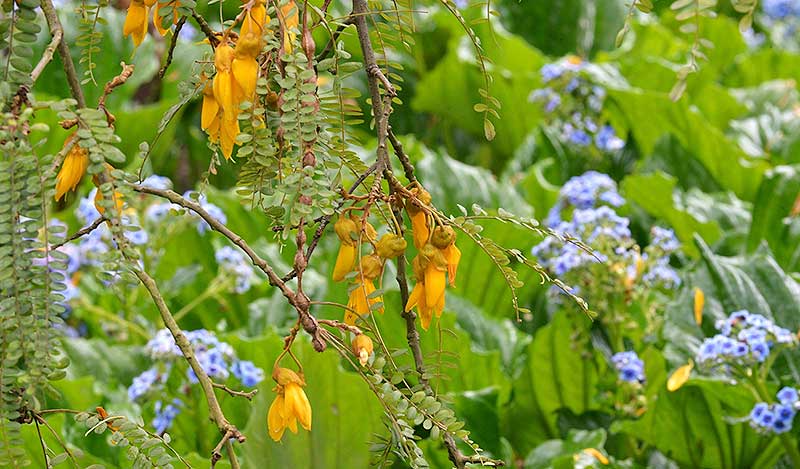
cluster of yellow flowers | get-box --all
[123,0,182,47]
[331,185,460,331]
[267,367,312,441]
[55,135,123,214]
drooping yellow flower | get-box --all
[406,187,431,249]
[332,216,358,282]
[667,360,693,392]
[123,0,149,47]
[267,367,311,441]
[279,0,299,53]
[693,287,704,326]
[345,255,384,325]
[431,226,460,287]
[352,334,374,366]
[241,0,269,39]
[232,30,262,101]
[406,251,445,330]
[201,76,220,142]
[55,135,89,201]
[211,43,243,159]
[91,167,125,216]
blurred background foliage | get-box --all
[19,0,800,466]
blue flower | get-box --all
[567,127,592,146]
[146,202,175,223]
[750,340,770,362]
[545,95,561,113]
[232,361,265,387]
[775,403,796,421]
[215,246,256,293]
[197,203,227,234]
[649,227,680,253]
[128,368,160,401]
[772,416,792,433]
[778,387,799,405]
[140,175,173,190]
[540,63,565,82]
[751,402,769,421]
[763,0,796,19]
[612,351,645,383]
[642,262,681,288]
[559,171,625,211]
[595,125,625,152]
[146,329,182,358]
[152,399,182,434]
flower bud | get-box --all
[350,214,377,242]
[431,226,455,249]
[694,287,704,326]
[376,233,407,259]
[273,366,305,386]
[352,334,373,366]
[334,216,358,245]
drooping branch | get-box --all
[40,0,86,107]
[30,27,62,83]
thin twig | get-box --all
[388,127,417,184]
[51,217,105,250]
[30,28,62,82]
[159,16,186,79]
[40,0,86,107]
[191,9,220,47]
[212,382,258,401]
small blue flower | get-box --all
[772,417,792,433]
[128,368,160,401]
[751,402,769,420]
[763,0,796,19]
[146,202,175,223]
[595,125,625,152]
[649,227,680,253]
[750,340,770,362]
[197,203,227,234]
[231,361,265,387]
[612,351,645,383]
[152,398,182,434]
[140,175,173,190]
[774,403,796,421]
[778,387,799,405]
[540,63,565,82]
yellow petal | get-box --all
[232,57,258,103]
[55,141,89,201]
[219,116,239,159]
[201,93,220,131]
[332,243,356,282]
[424,264,446,309]
[409,211,429,249]
[406,282,423,312]
[693,287,704,326]
[285,383,312,431]
[267,394,286,441]
[444,244,461,287]
[123,2,148,46]
[667,361,693,392]
[581,448,609,465]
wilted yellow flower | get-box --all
[267,367,311,441]
[352,334,373,366]
[201,77,220,142]
[55,135,89,201]
[406,188,431,249]
[332,216,358,282]
[693,287,704,326]
[667,360,693,392]
[123,0,150,47]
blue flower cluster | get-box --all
[183,191,227,234]
[612,351,645,383]
[130,329,264,434]
[697,310,798,367]
[759,0,800,49]
[750,387,799,434]
[763,0,800,20]
[215,246,256,293]
[153,398,183,435]
[532,172,681,289]
[530,58,626,154]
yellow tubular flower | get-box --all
[212,44,239,122]
[420,244,446,309]
[332,216,358,282]
[219,116,240,160]
[280,0,298,52]
[201,77,220,132]
[232,32,261,100]
[345,255,384,325]
[123,0,149,47]
[405,253,443,330]
[431,226,460,286]
[268,367,311,441]
[694,287,705,326]
[241,1,268,39]
[352,334,374,366]
[667,361,693,392]
[55,136,89,201]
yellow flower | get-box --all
[332,216,358,282]
[123,0,149,47]
[345,255,384,325]
[211,44,243,159]
[232,29,262,100]
[55,135,89,201]
[201,77,220,141]
[91,166,124,215]
[667,360,693,392]
[694,287,704,326]
[376,233,407,259]
[352,334,373,366]
[279,0,299,53]
[431,226,460,286]
[241,0,269,39]
[580,448,609,465]
[406,252,445,330]
[267,367,311,441]
[406,187,431,249]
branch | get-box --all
[159,16,186,79]
[191,9,220,48]
[130,184,327,351]
[30,27,62,83]
[212,382,258,401]
[40,0,86,107]
[388,127,417,184]
[132,268,245,467]
[51,217,105,250]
